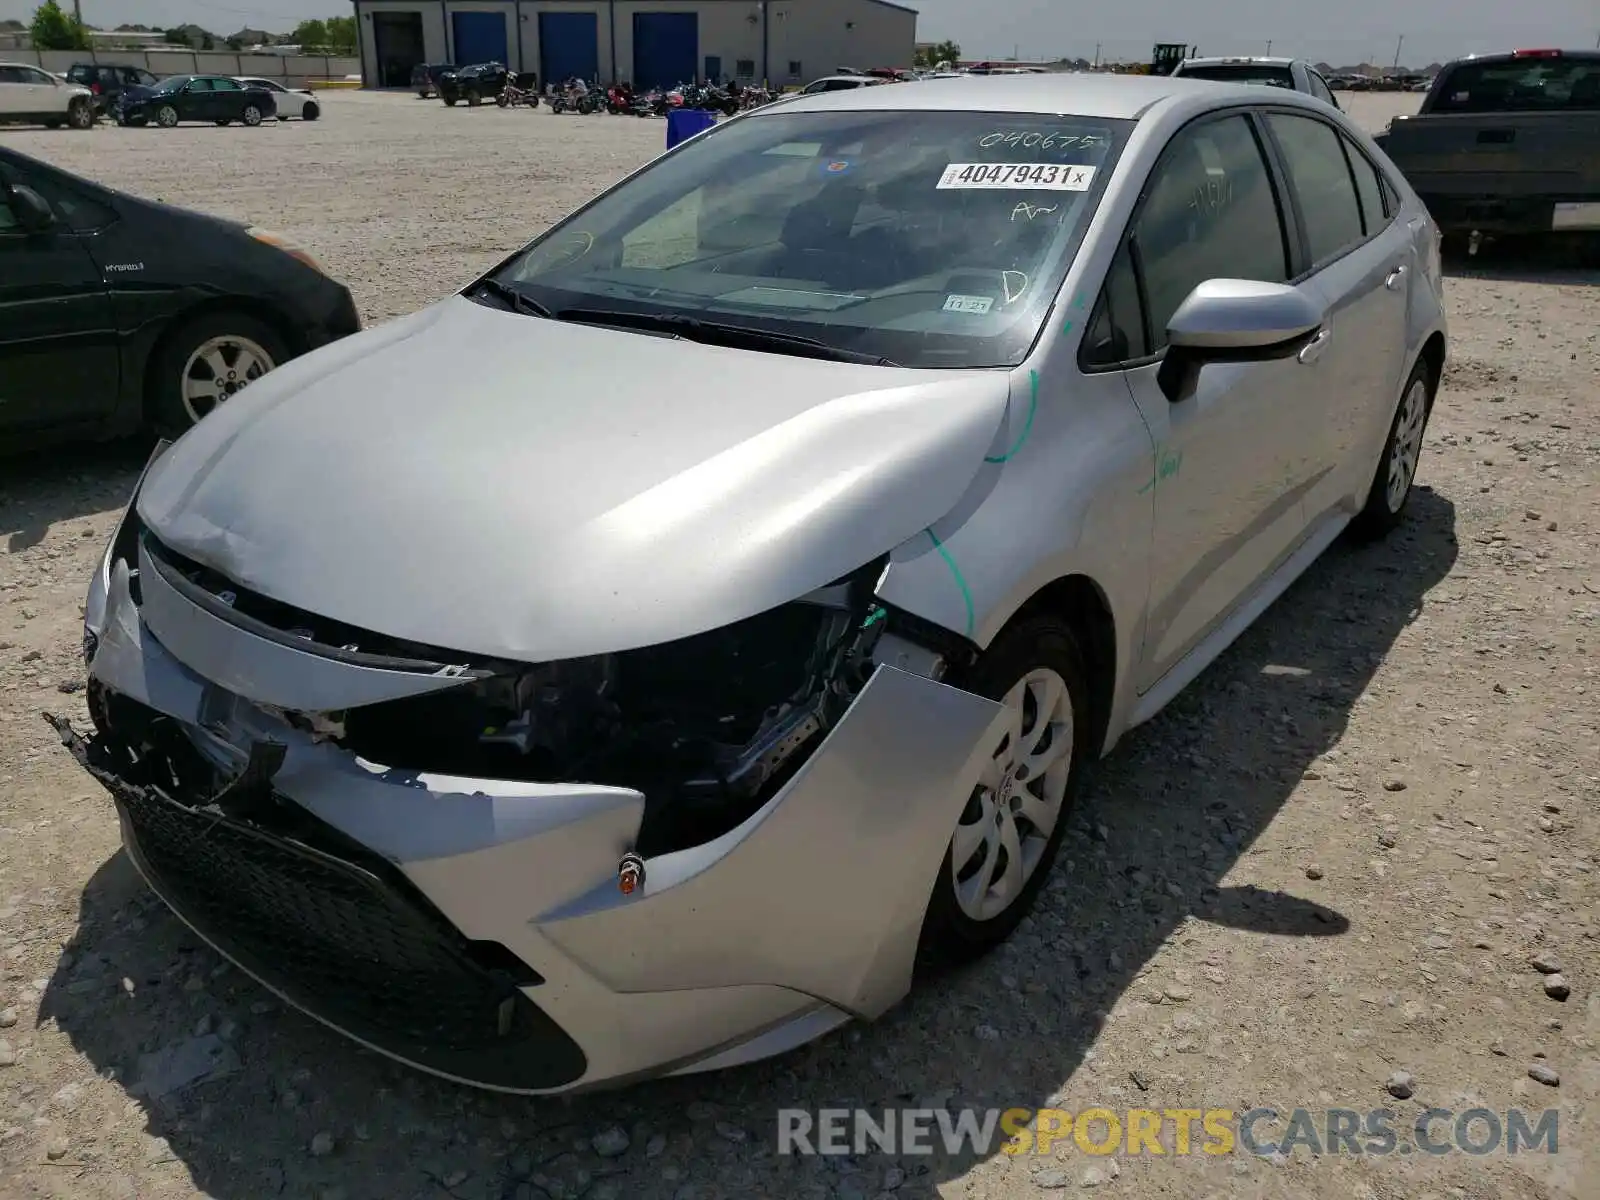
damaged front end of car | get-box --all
[57,446,1007,1092]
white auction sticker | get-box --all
[937,162,1097,191]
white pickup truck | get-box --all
[0,62,96,129]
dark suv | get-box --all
[438,62,510,106]
[65,62,160,115]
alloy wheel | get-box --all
[181,335,274,424]
[950,667,1074,922]
[243,105,262,126]
[1386,376,1428,512]
[156,105,178,127]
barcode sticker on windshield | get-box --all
[937,163,1096,191]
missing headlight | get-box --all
[333,560,894,855]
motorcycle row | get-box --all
[494,77,779,116]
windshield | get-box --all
[492,108,1128,368]
[1432,57,1600,112]
[153,75,188,94]
[1179,63,1296,89]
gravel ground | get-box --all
[2,91,1598,1200]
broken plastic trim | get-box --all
[139,532,491,679]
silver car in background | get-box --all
[61,72,1445,1094]
[1170,55,1344,110]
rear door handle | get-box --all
[1386,265,1408,290]
[1297,329,1332,365]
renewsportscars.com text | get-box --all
[776,1106,1560,1158]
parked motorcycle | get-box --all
[496,79,541,109]
[549,86,601,115]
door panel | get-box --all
[0,68,25,116]
[0,201,119,432]
[1265,113,1410,521]
[1121,112,1315,691]
[179,79,213,121]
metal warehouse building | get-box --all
[352,0,917,90]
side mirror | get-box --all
[1156,279,1324,402]
[9,185,56,233]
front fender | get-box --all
[530,665,1007,1018]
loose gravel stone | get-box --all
[1529,952,1562,974]
[1528,1064,1560,1087]
[1305,865,1324,880]
[1385,1071,1416,1099]
[0,1008,15,1028]
[309,1131,335,1157]
[1543,974,1571,1001]
[591,1127,629,1157]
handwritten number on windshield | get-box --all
[978,131,1107,151]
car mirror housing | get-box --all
[1157,279,1324,402]
[9,185,57,234]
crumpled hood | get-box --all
[137,296,1011,663]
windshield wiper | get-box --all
[472,278,552,319]
[554,308,899,366]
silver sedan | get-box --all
[64,71,1445,1094]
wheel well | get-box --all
[139,299,302,426]
[1417,332,1446,399]
[1006,575,1117,758]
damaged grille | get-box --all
[49,713,588,1091]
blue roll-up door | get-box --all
[539,11,599,84]
[633,12,698,90]
[452,11,508,66]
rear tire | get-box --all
[916,616,1091,971]
[465,87,481,107]
[242,105,263,127]
[443,95,457,107]
[1351,356,1435,540]
[148,311,290,437]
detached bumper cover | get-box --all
[68,531,1006,1092]
[51,716,588,1091]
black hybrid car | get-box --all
[118,74,277,127]
[0,146,360,451]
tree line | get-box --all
[26,2,355,55]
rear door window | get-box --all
[1265,112,1366,267]
[1432,57,1600,112]
[1342,135,1390,235]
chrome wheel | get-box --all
[950,667,1073,922]
[181,335,274,424]
[1386,376,1428,512]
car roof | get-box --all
[763,71,1287,120]
[1180,56,1299,67]
[809,75,883,85]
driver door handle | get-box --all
[1297,328,1332,365]
[1385,265,1408,291]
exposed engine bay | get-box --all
[138,532,959,856]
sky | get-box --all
[3,0,1597,68]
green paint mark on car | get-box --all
[1137,444,1184,495]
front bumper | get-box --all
[68,508,1004,1093]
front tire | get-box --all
[917,616,1091,970]
[242,105,263,127]
[1352,356,1435,540]
[155,104,179,128]
[148,312,289,437]
[68,98,94,129]
[303,102,319,121]
[465,87,481,106]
